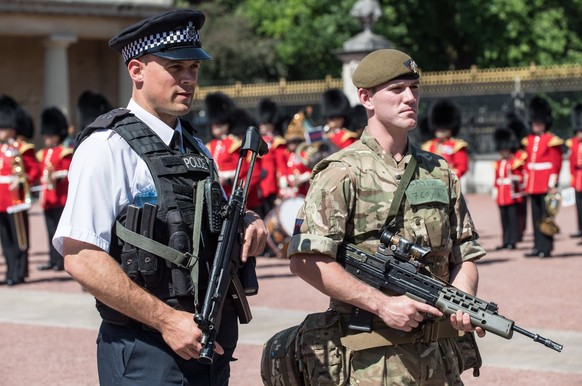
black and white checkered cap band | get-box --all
[121,22,201,62]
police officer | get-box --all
[288,49,486,385]
[53,9,267,385]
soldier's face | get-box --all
[0,128,16,143]
[368,79,419,132]
[129,55,200,127]
[531,121,546,134]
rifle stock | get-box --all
[195,126,268,364]
[336,230,563,353]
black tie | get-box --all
[170,131,183,153]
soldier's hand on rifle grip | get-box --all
[378,294,443,332]
[449,309,486,337]
[241,210,267,262]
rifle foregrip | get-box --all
[436,287,514,339]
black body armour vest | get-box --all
[76,109,223,325]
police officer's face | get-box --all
[368,79,419,132]
[129,55,200,126]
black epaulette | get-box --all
[88,108,132,129]
[75,108,133,151]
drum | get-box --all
[265,196,305,257]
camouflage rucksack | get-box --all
[261,325,304,386]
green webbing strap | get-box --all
[190,181,206,305]
[114,221,197,269]
[384,151,418,230]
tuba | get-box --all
[539,191,561,236]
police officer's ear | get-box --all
[127,58,145,83]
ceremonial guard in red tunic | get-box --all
[522,96,563,258]
[493,128,525,250]
[0,95,41,285]
[421,99,469,178]
[277,111,312,199]
[504,112,529,241]
[36,107,73,271]
[256,98,286,215]
[204,92,239,196]
[566,103,582,238]
[321,89,358,149]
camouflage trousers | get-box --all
[347,339,464,386]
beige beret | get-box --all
[352,49,420,89]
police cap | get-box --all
[352,49,420,89]
[109,9,211,64]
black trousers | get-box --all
[576,191,582,232]
[517,200,527,241]
[530,193,553,254]
[43,206,64,268]
[499,204,519,247]
[0,211,29,283]
[97,306,238,386]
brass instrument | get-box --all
[6,142,31,251]
[539,191,561,236]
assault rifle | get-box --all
[336,230,563,352]
[195,126,268,364]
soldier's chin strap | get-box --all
[382,148,418,233]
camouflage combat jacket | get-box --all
[287,128,485,284]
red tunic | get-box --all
[36,145,73,209]
[206,135,239,195]
[277,148,311,198]
[494,157,525,206]
[522,133,563,194]
[260,135,286,199]
[0,140,41,212]
[327,128,358,149]
[567,137,582,191]
[421,137,469,178]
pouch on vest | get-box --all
[261,325,304,386]
[138,203,163,288]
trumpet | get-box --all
[6,143,31,251]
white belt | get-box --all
[527,162,552,171]
[496,178,513,185]
[0,175,18,184]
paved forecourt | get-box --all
[1,194,581,386]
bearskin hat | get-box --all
[571,103,582,132]
[0,94,20,129]
[229,108,257,137]
[504,111,528,140]
[494,127,519,152]
[428,98,461,136]
[41,107,68,141]
[204,92,236,126]
[257,98,279,125]
[348,104,367,133]
[77,91,113,130]
[528,96,552,129]
[321,89,351,121]
[16,106,34,140]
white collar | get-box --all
[126,99,182,146]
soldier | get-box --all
[204,92,239,196]
[422,99,469,179]
[256,98,285,215]
[492,127,525,250]
[522,96,563,258]
[53,9,267,385]
[288,49,485,385]
[0,95,41,286]
[277,110,312,199]
[36,107,73,272]
[566,103,582,238]
[321,88,359,149]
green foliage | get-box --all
[183,0,582,82]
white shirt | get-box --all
[53,99,204,254]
